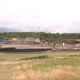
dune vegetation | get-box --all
[0,51,80,80]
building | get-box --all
[55,39,80,50]
[9,37,41,45]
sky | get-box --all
[0,0,80,33]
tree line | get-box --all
[0,32,80,43]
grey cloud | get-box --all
[0,23,80,33]
[0,27,17,32]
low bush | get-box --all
[20,55,49,60]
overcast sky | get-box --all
[0,0,80,33]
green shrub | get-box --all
[20,55,49,61]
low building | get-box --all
[9,37,41,45]
[55,39,80,50]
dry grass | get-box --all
[0,51,80,80]
[0,61,80,80]
[12,68,79,80]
